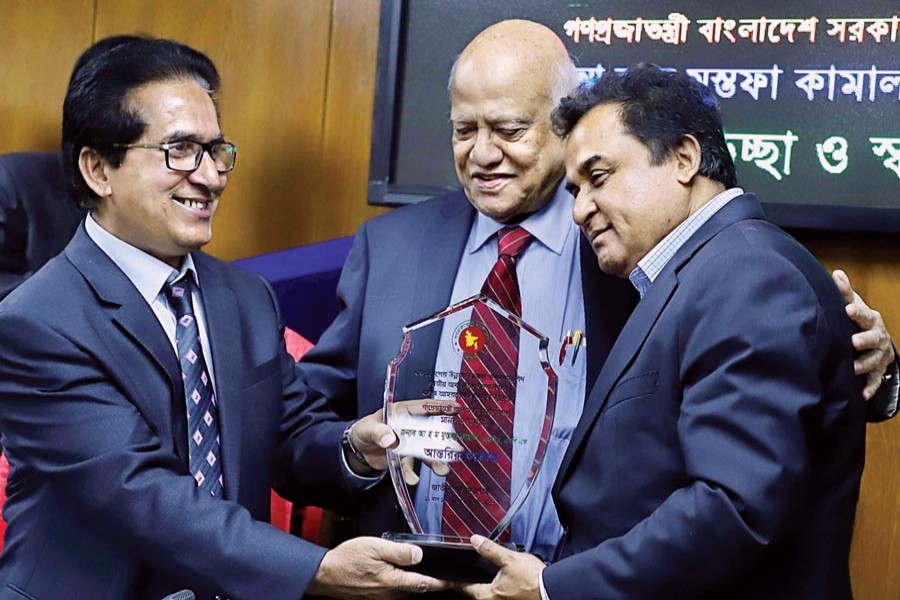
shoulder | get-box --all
[1,252,82,311]
[692,219,830,288]
[363,189,472,234]
[681,219,846,326]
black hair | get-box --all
[62,37,220,209]
[552,63,737,188]
[68,35,147,87]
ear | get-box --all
[672,134,702,185]
[78,147,113,199]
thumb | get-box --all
[831,269,853,304]
[354,416,397,449]
[470,534,508,567]
[370,422,398,449]
[374,540,424,567]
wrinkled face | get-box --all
[94,79,227,267]
[450,57,566,223]
[567,104,689,277]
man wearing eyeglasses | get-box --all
[0,37,448,599]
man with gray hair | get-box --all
[299,19,896,567]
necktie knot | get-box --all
[497,226,533,259]
[164,274,196,318]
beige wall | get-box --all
[0,2,897,597]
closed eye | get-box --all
[496,127,525,140]
[591,170,609,187]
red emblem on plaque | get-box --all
[457,324,488,356]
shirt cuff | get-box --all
[884,360,899,417]
[539,569,551,600]
[339,436,384,490]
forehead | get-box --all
[450,55,554,121]
[127,78,220,138]
[565,104,633,166]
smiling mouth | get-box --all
[471,173,513,191]
[174,197,206,209]
[587,225,612,243]
[173,197,214,215]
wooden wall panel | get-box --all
[315,0,387,241]
[93,0,333,260]
[800,234,900,600]
[0,0,94,153]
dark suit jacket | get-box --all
[0,226,350,599]
[0,152,85,300]
[544,195,866,599]
[296,190,637,538]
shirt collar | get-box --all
[85,213,199,305]
[469,183,573,256]
[629,187,744,297]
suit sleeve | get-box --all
[544,247,861,598]
[275,223,374,505]
[296,222,370,419]
[0,158,29,300]
[866,352,899,422]
[0,309,325,600]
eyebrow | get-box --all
[161,130,225,144]
[579,154,604,174]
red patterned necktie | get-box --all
[165,274,224,497]
[442,226,533,542]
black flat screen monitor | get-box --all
[369,0,900,232]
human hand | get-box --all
[457,535,545,600]
[347,410,398,474]
[353,400,456,482]
[307,537,450,599]
[833,269,896,400]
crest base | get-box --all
[381,533,512,583]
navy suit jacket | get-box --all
[0,226,350,599]
[0,152,84,300]
[544,195,866,599]
[297,190,637,537]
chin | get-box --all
[597,256,629,278]
[469,196,527,223]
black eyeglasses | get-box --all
[113,140,237,173]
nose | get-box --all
[469,130,503,166]
[572,188,594,227]
[188,149,225,190]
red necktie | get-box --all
[442,226,533,542]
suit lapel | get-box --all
[409,192,475,368]
[193,254,244,502]
[556,269,679,489]
[65,226,187,461]
[580,234,639,400]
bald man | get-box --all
[297,19,896,564]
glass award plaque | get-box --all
[382,294,557,582]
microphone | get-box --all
[161,591,195,600]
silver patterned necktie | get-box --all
[164,273,223,497]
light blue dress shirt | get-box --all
[414,184,587,561]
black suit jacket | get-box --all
[0,152,85,300]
